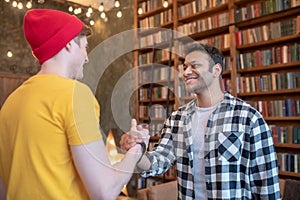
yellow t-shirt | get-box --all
[0,74,102,200]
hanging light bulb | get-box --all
[86,12,91,17]
[77,7,82,14]
[138,7,143,15]
[26,0,32,9]
[12,1,17,7]
[114,0,120,8]
[98,2,104,12]
[88,6,93,14]
[163,0,168,8]
[17,1,23,9]
[7,50,13,58]
[117,10,122,18]
[68,6,73,12]
[89,20,95,26]
[5,0,10,3]
[100,12,106,19]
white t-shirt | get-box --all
[192,104,217,199]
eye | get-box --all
[192,63,200,69]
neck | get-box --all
[38,59,71,79]
[196,89,224,108]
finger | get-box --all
[130,118,137,131]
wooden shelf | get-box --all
[139,98,175,104]
[279,171,300,180]
[237,61,300,74]
[235,6,300,29]
[137,3,174,19]
[178,3,229,24]
[237,88,300,97]
[237,34,300,51]
[134,0,300,188]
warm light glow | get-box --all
[12,1,17,7]
[77,7,82,13]
[163,0,169,8]
[68,6,73,12]
[114,0,120,8]
[100,12,106,19]
[138,7,143,15]
[117,10,122,18]
[5,0,10,3]
[106,130,124,165]
[7,50,13,58]
[89,20,95,26]
[88,6,93,13]
[98,2,104,12]
[26,1,32,9]
[17,2,23,9]
[86,12,91,17]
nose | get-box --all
[85,57,89,64]
[183,65,193,77]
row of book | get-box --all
[138,49,173,65]
[177,12,229,36]
[178,0,227,19]
[236,43,300,69]
[138,0,172,13]
[235,17,299,46]
[235,0,300,23]
[277,153,300,173]
[269,125,300,144]
[236,71,300,93]
[139,30,172,48]
[138,66,175,83]
[139,105,173,119]
[138,9,173,29]
[248,99,300,118]
[139,86,174,100]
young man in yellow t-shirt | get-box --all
[0,9,146,200]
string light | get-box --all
[7,50,13,58]
[68,6,73,12]
[89,20,95,26]
[138,7,143,15]
[114,0,120,8]
[88,6,93,13]
[26,0,32,9]
[98,2,104,12]
[17,1,23,9]
[4,0,10,3]
[12,1,17,7]
[116,10,122,18]
[100,11,106,19]
[163,0,168,8]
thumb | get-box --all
[130,118,137,131]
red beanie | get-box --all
[24,9,84,64]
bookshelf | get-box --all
[133,0,300,190]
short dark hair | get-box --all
[185,42,224,73]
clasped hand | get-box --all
[120,119,150,151]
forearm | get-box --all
[136,155,151,171]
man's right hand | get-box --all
[120,119,150,151]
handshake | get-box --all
[120,118,150,152]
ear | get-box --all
[65,41,72,52]
[213,63,222,78]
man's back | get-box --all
[0,74,99,199]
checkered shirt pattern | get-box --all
[138,92,281,200]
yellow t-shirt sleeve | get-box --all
[67,81,102,145]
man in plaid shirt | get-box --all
[121,43,281,199]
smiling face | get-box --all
[182,51,215,94]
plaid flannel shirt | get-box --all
[138,92,281,200]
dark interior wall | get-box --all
[0,0,134,140]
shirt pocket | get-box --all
[217,131,243,162]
